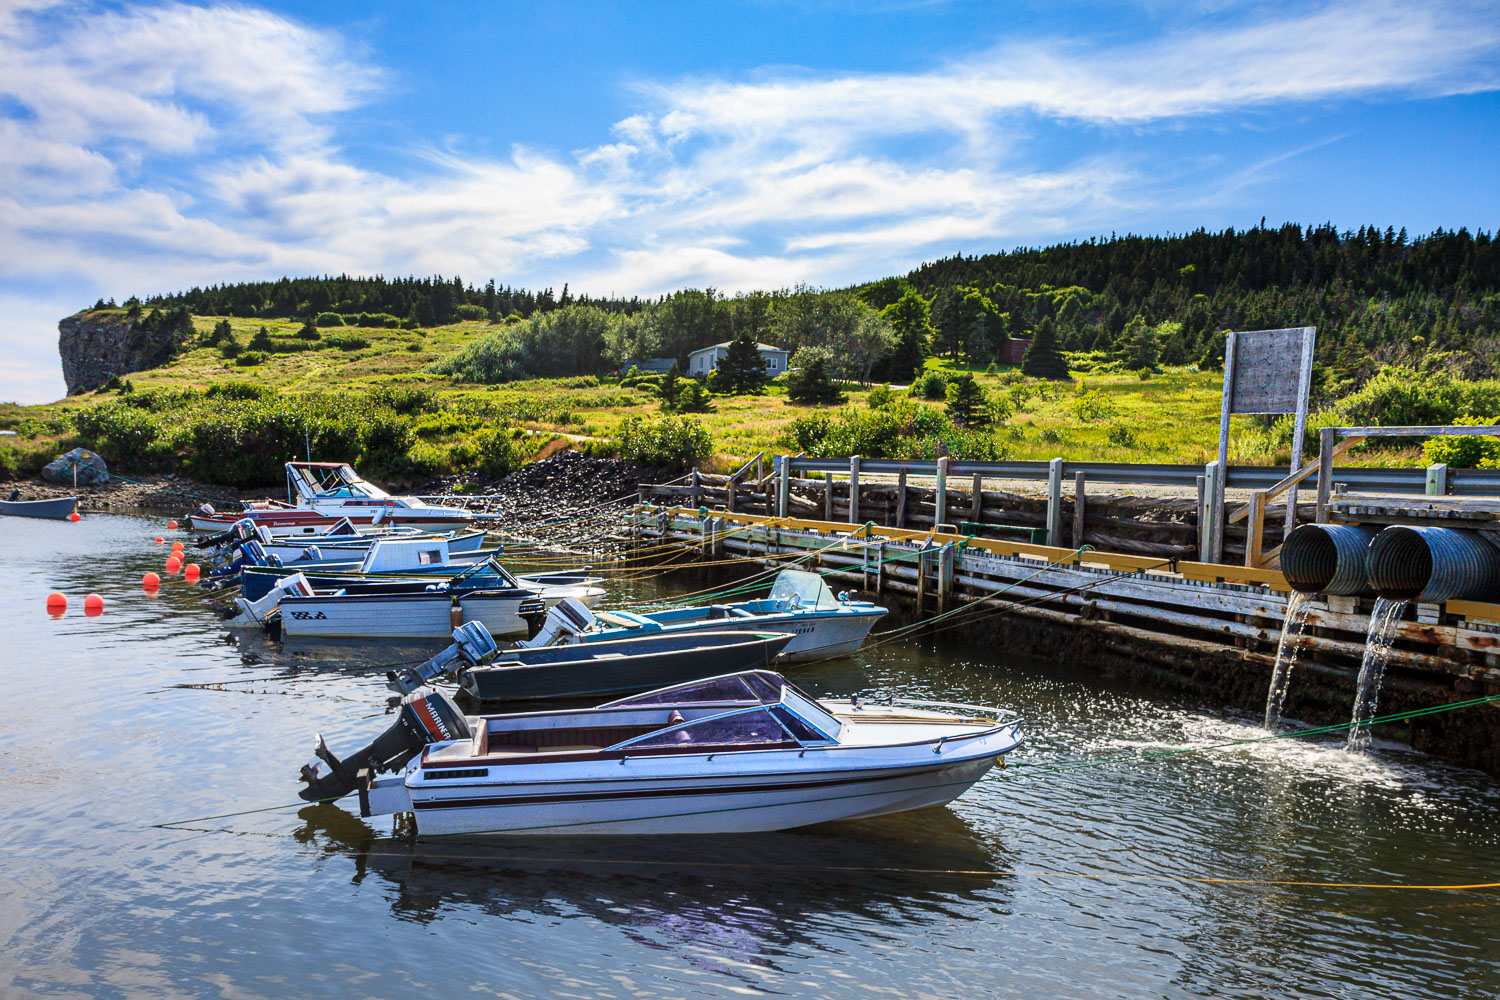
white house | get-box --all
[686,341,790,377]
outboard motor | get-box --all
[298,690,470,803]
[237,541,283,568]
[195,517,259,550]
[386,621,503,695]
[228,572,314,628]
[513,597,597,649]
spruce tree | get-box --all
[675,379,714,413]
[787,355,845,405]
[1021,318,1070,380]
[658,362,681,409]
[945,374,990,427]
[878,286,932,382]
[715,336,769,394]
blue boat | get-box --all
[523,570,886,663]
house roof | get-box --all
[688,341,787,355]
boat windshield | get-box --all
[452,558,515,587]
[767,570,839,610]
[619,707,793,750]
[602,670,785,707]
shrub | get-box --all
[248,326,274,351]
[327,335,370,351]
[357,312,402,328]
[219,335,241,358]
[314,312,346,327]
[0,445,17,479]
[911,371,948,400]
[616,414,713,471]
[787,399,1002,461]
[206,382,274,401]
[296,323,321,340]
[1107,423,1140,448]
[103,374,124,392]
[866,384,895,408]
[235,351,266,366]
[456,304,488,321]
[204,319,233,347]
[1071,389,1117,422]
[467,425,521,477]
[945,374,991,427]
[1422,416,1500,469]
[367,385,440,416]
[674,381,714,413]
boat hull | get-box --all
[407,754,1001,836]
[279,592,536,639]
[258,530,487,562]
[591,609,884,663]
[0,496,78,519]
[459,632,794,702]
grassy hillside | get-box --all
[13,303,1494,491]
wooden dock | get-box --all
[625,505,1500,776]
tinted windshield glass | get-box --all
[631,708,790,749]
[605,671,785,707]
[767,570,837,610]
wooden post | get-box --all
[934,457,949,529]
[690,468,702,511]
[1201,460,1221,562]
[875,541,885,594]
[1073,471,1086,549]
[824,472,834,521]
[971,472,983,524]
[1283,329,1316,539]
[916,545,928,611]
[1045,458,1063,546]
[1426,463,1449,496]
[937,542,955,613]
[1316,428,1335,523]
[726,477,736,513]
[756,455,764,481]
[1245,489,1267,568]
[895,471,908,528]
[776,455,789,518]
[849,454,861,525]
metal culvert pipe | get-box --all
[1365,526,1500,604]
[1281,524,1380,595]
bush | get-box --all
[616,415,713,471]
[1422,416,1500,468]
[787,399,1002,461]
[326,335,370,351]
[674,380,715,413]
[357,312,402,328]
[1106,423,1139,448]
[249,327,274,351]
[206,382,274,401]
[296,323,321,340]
[314,312,346,327]
[219,335,241,358]
[787,353,845,406]
[911,371,948,400]
[1071,389,1117,422]
[867,384,895,408]
[456,304,488,321]
[235,351,266,366]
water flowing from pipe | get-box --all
[1345,597,1409,753]
[1263,591,1312,732]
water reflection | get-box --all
[296,802,1013,971]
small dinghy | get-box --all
[299,669,1023,836]
[0,495,78,519]
[383,622,795,703]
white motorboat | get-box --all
[190,461,496,531]
[298,669,1023,836]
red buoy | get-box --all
[170,540,184,551]
[142,572,161,588]
[68,512,81,522]
[184,563,201,580]
[167,520,179,529]
[84,594,103,616]
[155,537,164,545]
[165,557,181,574]
[46,592,67,611]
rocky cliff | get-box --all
[57,310,185,394]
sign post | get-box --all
[1211,327,1316,563]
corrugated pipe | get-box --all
[1365,526,1500,604]
[1281,524,1380,595]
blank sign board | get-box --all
[1228,327,1314,415]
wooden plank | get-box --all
[896,471,908,529]
[934,456,949,528]
[824,472,834,521]
[972,472,983,524]
[1046,458,1063,546]
[1244,490,1266,568]
[849,455,862,525]
[1284,327,1316,539]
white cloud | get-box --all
[1,0,1498,401]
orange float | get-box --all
[143,572,161,588]
[46,592,67,611]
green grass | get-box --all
[2,314,1440,481]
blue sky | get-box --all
[2,0,1498,402]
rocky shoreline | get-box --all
[2,451,664,529]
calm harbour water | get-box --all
[1,513,1498,999]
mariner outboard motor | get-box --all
[385,621,502,695]
[195,516,259,550]
[298,690,470,803]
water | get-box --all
[1346,597,1412,754]
[3,515,1499,999]
[1263,591,1312,732]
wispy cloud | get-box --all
[1,0,1497,400]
